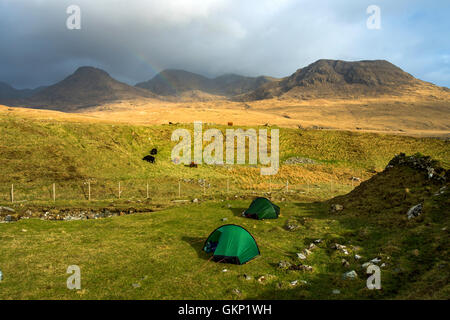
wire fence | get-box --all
[0,176,362,204]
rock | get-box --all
[278,261,292,269]
[342,259,350,267]
[314,239,322,244]
[362,262,374,269]
[0,206,15,213]
[308,243,316,250]
[290,280,298,286]
[222,269,228,273]
[257,276,266,283]
[284,157,317,165]
[380,263,386,268]
[342,270,358,280]
[221,218,228,222]
[354,254,362,260]
[296,253,307,260]
[302,248,312,256]
[232,288,241,296]
[192,198,199,203]
[21,229,27,232]
[331,204,344,213]
[371,258,382,264]
[407,204,422,219]
[332,289,341,295]
[5,215,12,222]
[243,274,252,280]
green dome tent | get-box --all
[203,224,260,265]
[243,197,280,220]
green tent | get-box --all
[243,197,280,220]
[203,224,260,265]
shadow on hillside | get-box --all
[181,236,210,260]
[229,207,247,217]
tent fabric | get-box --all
[203,224,260,265]
[244,197,280,220]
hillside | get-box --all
[136,69,275,97]
[18,67,158,111]
[239,59,450,100]
[0,82,45,102]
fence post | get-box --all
[11,184,14,203]
[53,183,56,202]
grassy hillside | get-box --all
[0,111,449,300]
[0,195,448,299]
[0,111,448,205]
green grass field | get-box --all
[0,113,449,299]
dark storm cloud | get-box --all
[0,0,449,89]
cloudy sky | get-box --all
[0,0,449,89]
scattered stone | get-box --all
[332,289,341,295]
[314,239,322,244]
[0,206,15,213]
[362,262,374,269]
[371,258,382,264]
[380,263,386,268]
[290,280,298,286]
[331,204,344,213]
[296,253,307,260]
[308,243,316,250]
[284,157,317,165]
[342,270,358,280]
[407,204,422,219]
[232,288,241,296]
[5,215,12,222]
[21,229,27,232]
[221,218,228,222]
[278,261,292,269]
[222,269,228,273]
[243,274,252,281]
[192,198,199,203]
[342,259,350,267]
[289,264,313,272]
[354,254,362,261]
[302,248,312,256]
[257,276,266,283]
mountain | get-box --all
[22,66,157,110]
[239,59,448,100]
[0,82,46,102]
[136,69,275,97]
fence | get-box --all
[0,176,361,204]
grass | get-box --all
[1,196,447,299]
[0,111,449,299]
